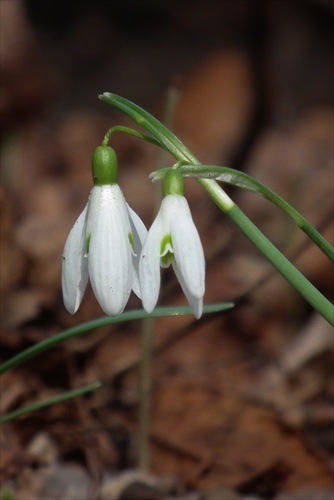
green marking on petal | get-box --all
[85,234,91,255]
[160,233,173,268]
[160,234,173,255]
[161,251,174,268]
[128,232,134,250]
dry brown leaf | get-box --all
[151,383,333,492]
[174,50,255,165]
[0,288,52,329]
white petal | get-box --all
[62,205,89,314]
[172,261,203,319]
[160,195,205,318]
[169,196,205,300]
[88,185,132,316]
[139,210,164,313]
[127,204,147,298]
[85,186,102,239]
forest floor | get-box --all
[0,1,333,499]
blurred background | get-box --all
[0,1,333,499]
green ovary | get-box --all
[92,146,118,186]
[160,233,174,267]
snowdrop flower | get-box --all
[139,169,205,318]
[62,146,147,316]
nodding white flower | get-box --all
[62,146,147,316]
[139,170,205,318]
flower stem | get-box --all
[102,125,162,148]
[100,93,333,324]
[199,178,334,325]
[138,318,154,471]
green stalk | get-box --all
[138,318,154,471]
[199,178,334,325]
[137,89,181,472]
[102,125,162,148]
[99,93,333,324]
[99,93,191,162]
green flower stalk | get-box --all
[100,93,334,325]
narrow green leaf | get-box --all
[0,303,234,375]
[0,381,101,424]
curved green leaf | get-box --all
[0,303,234,375]
[0,381,101,424]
